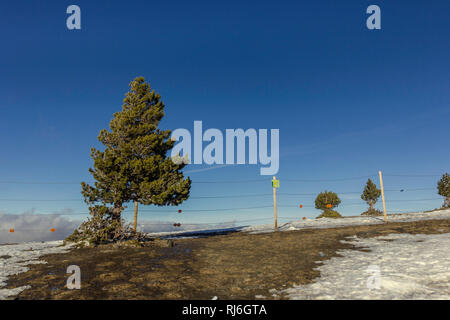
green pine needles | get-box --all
[361,179,383,216]
[68,77,191,244]
[315,190,342,218]
[437,173,450,208]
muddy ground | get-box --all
[5,219,450,300]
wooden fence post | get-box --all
[273,176,278,230]
[134,201,139,231]
[379,171,388,222]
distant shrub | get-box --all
[361,208,383,216]
[316,209,342,219]
[361,179,381,214]
[437,173,450,208]
[315,191,342,218]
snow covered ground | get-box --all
[0,241,73,300]
[1,209,449,300]
[147,209,450,239]
[272,232,450,299]
[242,209,450,234]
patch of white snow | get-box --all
[274,232,450,299]
[0,241,73,300]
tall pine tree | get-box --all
[81,77,191,221]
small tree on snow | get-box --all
[437,173,450,208]
[315,191,342,218]
[361,179,382,215]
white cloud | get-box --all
[138,220,236,234]
[0,212,81,244]
[0,211,237,243]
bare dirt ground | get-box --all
[6,218,450,300]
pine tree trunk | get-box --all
[445,197,450,208]
[369,201,374,211]
[112,203,122,223]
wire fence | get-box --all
[0,172,447,233]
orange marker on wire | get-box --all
[50,228,56,233]
[9,228,14,233]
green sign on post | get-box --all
[272,179,279,188]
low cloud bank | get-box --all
[0,212,237,244]
[137,221,237,234]
[0,212,81,244]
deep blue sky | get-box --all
[0,0,449,225]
